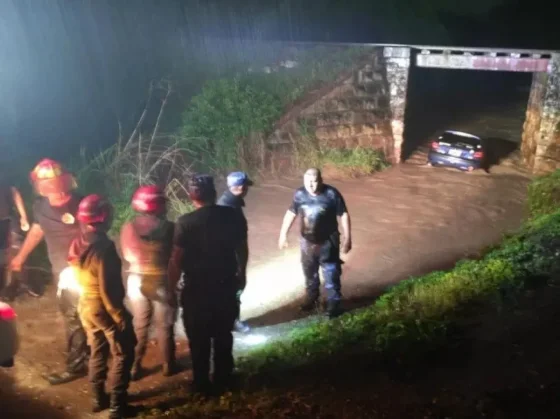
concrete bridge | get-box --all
[260,42,560,175]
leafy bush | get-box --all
[527,168,560,218]
[181,77,283,172]
[179,46,371,173]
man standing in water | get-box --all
[278,168,352,319]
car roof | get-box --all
[442,130,482,140]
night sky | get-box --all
[0,0,556,168]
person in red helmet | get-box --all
[69,194,135,417]
[120,184,178,381]
[10,158,89,385]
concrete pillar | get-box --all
[522,53,560,174]
[384,47,411,164]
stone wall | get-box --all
[384,47,411,164]
[266,48,394,173]
[522,53,560,174]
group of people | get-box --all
[0,159,352,419]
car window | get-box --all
[442,133,481,147]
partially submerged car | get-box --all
[428,130,484,172]
[0,301,18,367]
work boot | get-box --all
[162,361,179,377]
[233,319,251,334]
[45,369,87,386]
[109,392,134,419]
[130,361,145,382]
[326,301,344,319]
[91,385,110,413]
[299,298,319,313]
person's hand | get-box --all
[341,238,352,254]
[20,217,30,232]
[278,233,288,250]
[10,254,24,272]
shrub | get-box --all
[180,77,283,172]
[179,46,372,173]
[527,168,560,218]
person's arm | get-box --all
[167,220,187,307]
[99,242,126,328]
[340,212,352,254]
[336,190,352,254]
[11,187,29,231]
[278,211,296,249]
[234,213,249,291]
[10,223,44,271]
[278,191,299,249]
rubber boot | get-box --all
[109,392,131,419]
[130,360,144,382]
[162,360,179,377]
[91,384,110,413]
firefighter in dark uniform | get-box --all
[217,171,253,334]
[169,174,248,395]
[10,159,89,385]
[69,194,135,417]
[120,185,178,381]
[278,168,352,319]
[0,179,30,300]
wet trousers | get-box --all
[58,287,90,373]
[181,289,238,388]
[300,236,343,306]
[127,274,176,366]
[80,306,135,395]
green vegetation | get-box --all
[179,46,370,173]
[239,169,560,373]
[143,170,560,418]
[527,168,560,218]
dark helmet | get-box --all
[186,174,216,203]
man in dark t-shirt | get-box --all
[217,171,253,334]
[169,174,248,395]
[278,168,352,318]
[10,159,88,385]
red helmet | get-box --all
[30,158,76,196]
[131,185,167,215]
[76,194,112,225]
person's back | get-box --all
[120,216,174,274]
[76,233,127,326]
[176,205,246,299]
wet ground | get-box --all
[0,73,536,417]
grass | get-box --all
[179,45,372,174]
[143,169,560,418]
[293,121,389,177]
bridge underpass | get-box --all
[383,45,560,174]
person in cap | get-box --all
[69,194,135,417]
[278,168,352,319]
[120,185,178,381]
[169,174,248,395]
[217,171,253,334]
[11,158,89,385]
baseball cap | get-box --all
[186,174,216,201]
[227,171,254,188]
